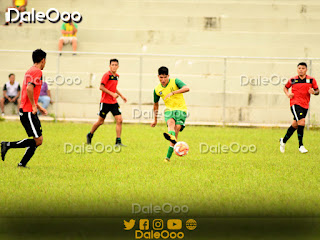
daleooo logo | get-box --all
[132,203,189,214]
[5,8,82,24]
[135,230,184,239]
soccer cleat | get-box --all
[1,142,8,161]
[164,158,170,163]
[86,133,92,145]
[115,143,126,147]
[17,163,30,169]
[279,138,286,153]
[1,113,4,117]
[3,22,9,26]
[163,133,177,145]
[299,145,308,154]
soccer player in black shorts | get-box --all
[1,49,48,167]
[86,59,127,146]
[280,62,319,153]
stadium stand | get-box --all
[0,0,320,125]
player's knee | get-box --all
[298,119,305,126]
[116,117,123,124]
[167,119,175,128]
[98,119,104,126]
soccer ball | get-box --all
[174,141,189,157]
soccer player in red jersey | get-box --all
[280,62,319,153]
[1,49,48,167]
[86,59,127,146]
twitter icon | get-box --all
[124,219,136,230]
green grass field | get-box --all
[0,120,320,218]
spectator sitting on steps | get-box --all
[3,0,28,26]
[1,73,21,116]
[58,18,78,56]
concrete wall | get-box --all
[1,0,320,125]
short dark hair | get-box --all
[8,73,15,78]
[297,62,307,68]
[32,49,46,64]
[110,59,119,65]
[158,66,169,75]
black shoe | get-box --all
[115,143,126,147]
[163,132,177,145]
[17,164,30,169]
[3,22,9,26]
[1,142,8,161]
[87,133,92,144]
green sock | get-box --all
[168,131,175,136]
[166,146,174,159]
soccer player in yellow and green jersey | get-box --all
[151,66,190,162]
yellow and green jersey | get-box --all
[154,78,187,112]
[61,23,78,37]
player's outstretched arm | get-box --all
[151,102,159,127]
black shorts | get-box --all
[291,105,308,121]
[99,103,121,119]
[4,96,19,105]
[19,109,42,138]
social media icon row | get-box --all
[124,219,183,230]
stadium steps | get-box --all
[3,14,320,33]
[2,0,320,124]
[1,27,320,47]
[18,0,320,18]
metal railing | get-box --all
[1,49,320,127]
